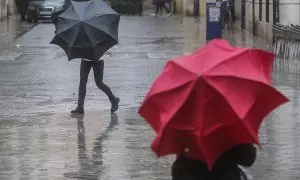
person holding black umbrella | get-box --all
[151,0,172,16]
[51,0,120,114]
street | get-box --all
[0,15,299,179]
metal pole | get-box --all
[252,0,255,33]
[273,0,280,24]
[241,0,245,28]
[194,0,199,16]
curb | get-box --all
[15,22,38,39]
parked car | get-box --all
[15,0,30,20]
[27,0,65,22]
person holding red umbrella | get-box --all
[139,39,289,180]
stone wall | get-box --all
[174,0,204,16]
[279,0,300,25]
[182,0,193,16]
[0,0,17,19]
[143,0,153,9]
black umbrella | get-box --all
[50,0,120,61]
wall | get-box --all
[0,0,17,19]
[175,0,204,16]
[175,0,183,14]
[0,0,7,19]
[143,0,153,9]
[182,0,193,16]
[279,0,300,25]
[234,0,273,43]
[234,0,300,42]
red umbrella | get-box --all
[139,39,289,169]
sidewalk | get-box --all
[0,15,36,54]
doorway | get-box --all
[241,0,245,28]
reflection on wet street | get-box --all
[0,15,300,179]
[0,110,172,179]
[0,16,35,56]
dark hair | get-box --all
[172,155,208,180]
[172,144,256,180]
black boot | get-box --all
[71,106,85,114]
[111,97,120,113]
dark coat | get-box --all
[172,144,256,180]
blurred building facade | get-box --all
[234,0,273,42]
[0,0,17,19]
[173,0,205,16]
[234,0,300,42]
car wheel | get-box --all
[27,12,34,23]
[27,17,32,22]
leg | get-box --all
[169,1,172,11]
[162,3,171,13]
[155,3,160,14]
[78,60,92,107]
[92,60,119,112]
[92,60,115,102]
[72,60,91,114]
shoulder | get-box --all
[172,156,208,179]
[217,144,257,168]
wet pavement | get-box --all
[0,15,36,55]
[0,15,299,179]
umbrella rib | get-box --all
[196,134,209,167]
[84,14,119,40]
[204,74,268,86]
[203,75,265,143]
[56,21,81,34]
[58,16,81,21]
[201,49,248,74]
[82,24,96,48]
[149,79,196,114]
[144,61,198,102]
[202,49,273,77]
[83,1,94,19]
[84,23,116,44]
[68,23,81,49]
[83,23,117,49]
[155,80,197,155]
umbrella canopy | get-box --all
[50,0,120,61]
[139,39,289,170]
